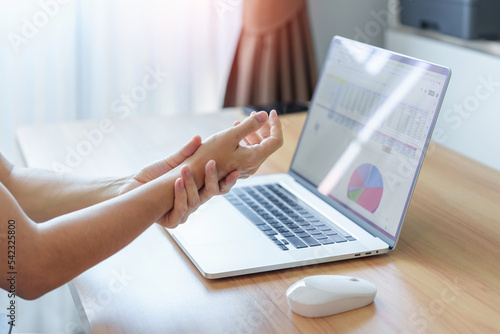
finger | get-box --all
[259,111,273,138]
[199,160,219,204]
[133,136,202,184]
[233,120,252,146]
[163,177,188,228]
[269,110,283,141]
[230,111,268,141]
[253,109,284,158]
[245,131,262,145]
[163,136,202,171]
[181,165,201,212]
[244,112,264,145]
[219,170,240,194]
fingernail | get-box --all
[256,112,267,122]
[184,166,191,178]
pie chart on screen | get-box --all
[347,164,383,213]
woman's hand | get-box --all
[116,136,239,228]
[184,110,283,183]
[231,110,283,178]
[158,161,239,228]
[115,110,282,228]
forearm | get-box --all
[1,171,178,300]
[4,166,127,222]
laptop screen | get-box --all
[290,36,451,248]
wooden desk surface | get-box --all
[17,111,500,333]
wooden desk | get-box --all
[17,111,500,333]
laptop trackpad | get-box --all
[175,198,261,245]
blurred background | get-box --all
[1,0,499,332]
[0,0,391,167]
[0,0,243,166]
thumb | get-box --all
[161,135,202,171]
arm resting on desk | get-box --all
[0,147,225,300]
[0,111,282,300]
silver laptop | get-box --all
[168,36,451,279]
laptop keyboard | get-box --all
[224,184,356,251]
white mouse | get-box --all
[286,275,377,317]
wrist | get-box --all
[109,176,136,198]
[184,160,206,190]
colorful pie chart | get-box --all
[347,164,383,213]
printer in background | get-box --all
[400,0,500,40]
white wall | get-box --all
[385,28,500,171]
[0,0,243,165]
[305,0,500,171]
[307,0,390,71]
[1,0,393,165]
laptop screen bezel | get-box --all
[288,36,451,250]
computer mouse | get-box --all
[286,275,377,317]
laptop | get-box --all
[168,36,451,279]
